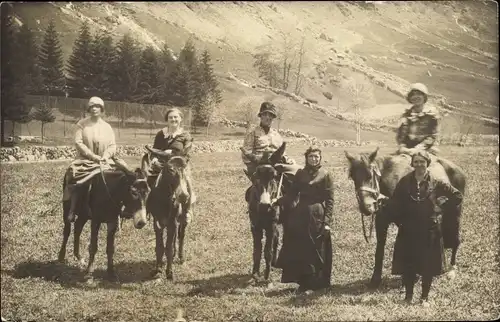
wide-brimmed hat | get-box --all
[258,101,277,117]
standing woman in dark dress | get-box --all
[274,147,334,293]
[391,151,463,307]
[147,108,196,223]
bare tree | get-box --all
[294,35,306,95]
[237,97,259,133]
[340,74,375,145]
[272,97,288,130]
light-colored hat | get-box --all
[409,83,429,96]
[88,96,105,108]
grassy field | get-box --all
[1,145,499,321]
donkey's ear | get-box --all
[269,142,286,165]
[345,151,355,162]
[369,147,379,163]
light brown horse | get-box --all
[345,147,466,289]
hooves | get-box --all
[447,266,458,279]
[150,269,174,281]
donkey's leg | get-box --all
[84,220,101,281]
[152,219,165,279]
[58,200,71,263]
[370,212,390,289]
[263,225,275,281]
[271,226,279,268]
[445,204,462,279]
[106,219,119,282]
[73,216,87,267]
[177,219,187,264]
[251,225,263,280]
[165,220,178,281]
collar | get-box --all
[162,127,183,139]
[407,104,438,117]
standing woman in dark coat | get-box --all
[274,147,334,293]
[391,151,463,306]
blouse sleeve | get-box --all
[435,179,463,208]
[75,121,97,161]
[396,114,409,147]
[323,171,335,227]
[152,131,163,150]
[182,132,194,161]
[102,123,116,159]
[241,127,256,163]
[388,177,407,226]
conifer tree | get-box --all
[110,34,141,102]
[90,30,115,99]
[66,21,94,98]
[15,23,43,94]
[1,6,31,141]
[31,103,56,143]
[136,46,162,104]
[38,18,65,96]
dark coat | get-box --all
[391,171,463,277]
[152,129,193,162]
[276,165,334,289]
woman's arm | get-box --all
[241,128,257,163]
[101,124,116,159]
[435,180,463,208]
[75,122,99,162]
[323,172,334,228]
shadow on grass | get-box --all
[275,276,403,307]
[186,273,253,297]
[6,259,157,289]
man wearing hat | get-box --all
[241,101,297,177]
[396,83,440,156]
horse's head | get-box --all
[123,168,151,229]
[345,147,385,216]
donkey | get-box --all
[244,143,293,282]
[143,146,191,281]
[59,166,150,282]
[345,147,466,289]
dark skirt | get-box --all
[276,202,332,290]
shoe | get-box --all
[420,299,430,308]
[185,211,192,224]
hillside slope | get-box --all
[10,1,499,139]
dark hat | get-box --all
[258,101,277,117]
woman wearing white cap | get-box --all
[396,83,440,155]
[63,96,117,222]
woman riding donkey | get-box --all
[241,101,301,201]
[63,96,128,222]
[143,108,196,224]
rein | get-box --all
[356,163,384,243]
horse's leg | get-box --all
[106,219,119,282]
[263,225,275,282]
[445,204,462,279]
[84,220,101,281]
[177,219,187,264]
[73,216,87,268]
[58,221,71,263]
[369,212,389,289]
[251,224,263,280]
[165,219,178,281]
[152,219,165,279]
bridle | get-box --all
[354,162,387,243]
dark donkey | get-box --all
[244,142,291,282]
[58,165,150,282]
[345,147,466,289]
[143,146,191,281]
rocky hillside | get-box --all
[10,1,499,138]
